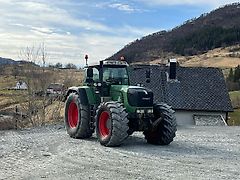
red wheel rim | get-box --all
[99,111,111,139]
[68,101,79,128]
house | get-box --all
[128,62,233,126]
[9,81,28,90]
[46,83,65,96]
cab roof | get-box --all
[87,60,129,68]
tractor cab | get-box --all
[84,60,129,97]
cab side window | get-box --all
[93,68,99,82]
[103,68,112,82]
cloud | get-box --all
[0,1,111,32]
[0,1,115,64]
[96,2,144,13]
[118,25,159,36]
[0,28,135,66]
[135,0,238,7]
[31,27,54,34]
[108,3,137,12]
[0,0,159,66]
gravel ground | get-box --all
[0,125,240,180]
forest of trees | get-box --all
[109,3,240,63]
[227,65,240,91]
[172,27,240,56]
[48,62,77,69]
[110,26,240,63]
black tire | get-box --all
[64,93,92,138]
[127,128,135,136]
[144,103,177,145]
[95,101,129,147]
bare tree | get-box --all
[18,45,40,126]
[14,43,63,127]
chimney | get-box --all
[169,59,177,80]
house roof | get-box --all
[128,65,233,112]
[47,83,64,90]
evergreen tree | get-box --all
[234,65,240,82]
[55,62,62,69]
[65,63,77,69]
[228,68,234,81]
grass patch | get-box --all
[229,91,240,100]
[228,91,240,125]
[0,64,84,129]
[228,109,240,126]
[0,75,18,89]
[229,91,240,109]
[0,90,27,107]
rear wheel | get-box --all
[64,93,92,138]
[144,103,177,145]
[95,101,129,147]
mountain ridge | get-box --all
[0,57,16,65]
[109,3,240,64]
[0,57,38,66]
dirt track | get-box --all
[1,125,240,180]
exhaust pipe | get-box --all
[169,59,177,80]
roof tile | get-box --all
[129,65,233,112]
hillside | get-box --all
[0,57,16,65]
[109,3,240,64]
[0,64,84,128]
[149,45,240,68]
[0,57,38,66]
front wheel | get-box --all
[144,103,177,145]
[95,101,129,147]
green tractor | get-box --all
[64,59,177,147]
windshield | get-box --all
[103,67,129,85]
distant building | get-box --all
[11,81,28,90]
[46,83,65,96]
[129,64,233,126]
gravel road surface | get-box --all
[0,125,240,180]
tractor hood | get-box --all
[127,86,153,107]
[110,85,153,107]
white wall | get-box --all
[175,110,227,126]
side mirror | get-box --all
[87,68,93,78]
[146,69,151,83]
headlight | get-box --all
[136,109,144,113]
[147,109,153,113]
[136,109,153,114]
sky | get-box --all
[0,0,238,66]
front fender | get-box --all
[64,87,88,105]
[65,86,95,105]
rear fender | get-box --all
[65,86,96,105]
